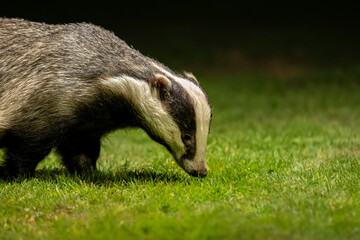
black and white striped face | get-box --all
[102,68,211,177]
[145,65,212,178]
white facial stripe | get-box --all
[151,63,211,170]
[102,75,185,159]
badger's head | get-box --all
[104,69,211,177]
[139,71,212,178]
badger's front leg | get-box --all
[57,135,100,174]
[0,142,52,179]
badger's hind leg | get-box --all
[57,134,100,174]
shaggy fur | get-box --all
[0,18,212,178]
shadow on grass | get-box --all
[0,168,188,185]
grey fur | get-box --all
[0,18,211,178]
[1,18,161,129]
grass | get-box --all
[1,67,360,240]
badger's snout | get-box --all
[178,155,208,178]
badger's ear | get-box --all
[151,74,172,90]
[184,71,198,83]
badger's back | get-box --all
[0,18,161,131]
[0,18,154,83]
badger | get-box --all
[0,18,212,179]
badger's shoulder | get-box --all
[0,17,131,56]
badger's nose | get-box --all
[189,168,208,178]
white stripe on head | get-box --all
[102,75,185,159]
[151,63,212,171]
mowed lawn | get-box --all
[0,68,359,239]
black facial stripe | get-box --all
[160,79,197,160]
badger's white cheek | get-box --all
[145,110,186,161]
[166,129,186,160]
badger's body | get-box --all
[0,18,212,178]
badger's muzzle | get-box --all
[177,154,208,178]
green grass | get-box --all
[1,67,360,240]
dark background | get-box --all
[1,2,359,74]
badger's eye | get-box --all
[183,134,192,144]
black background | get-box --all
[1,2,359,73]
[1,2,358,27]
